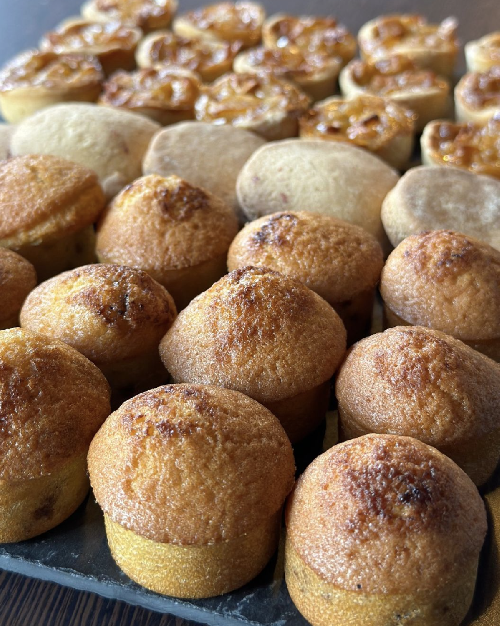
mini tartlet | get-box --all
[421,117,500,179]
[455,67,500,124]
[39,18,143,76]
[465,31,500,73]
[195,72,311,140]
[262,13,356,66]
[173,1,265,48]
[81,0,178,33]
[299,94,415,169]
[340,56,451,132]
[0,248,37,329]
[358,14,459,78]
[99,66,201,125]
[136,30,241,82]
[0,49,103,123]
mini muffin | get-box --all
[194,72,311,141]
[99,67,201,125]
[299,95,415,170]
[0,49,104,123]
[236,140,399,253]
[160,267,346,443]
[40,18,143,76]
[88,383,295,597]
[142,121,265,223]
[228,212,383,344]
[336,326,500,485]
[465,31,500,73]
[380,230,500,361]
[173,2,265,49]
[381,165,500,251]
[285,434,487,626]
[455,67,500,124]
[0,154,106,281]
[0,249,36,329]
[0,328,110,543]
[0,123,14,160]
[81,0,178,33]
[20,264,176,402]
[10,103,160,199]
[96,175,238,310]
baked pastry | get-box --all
[96,175,238,310]
[81,0,178,33]
[455,67,500,124]
[285,433,487,626]
[233,46,342,102]
[0,249,36,329]
[88,383,295,597]
[0,49,103,123]
[299,94,415,170]
[421,117,500,179]
[173,2,265,49]
[39,18,143,76]
[262,13,356,66]
[98,67,201,125]
[160,266,346,443]
[339,56,451,132]
[380,230,500,361]
[336,326,500,486]
[358,14,459,78]
[20,264,177,403]
[465,31,500,73]
[236,139,399,253]
[142,121,265,223]
[381,165,500,251]
[194,72,310,140]
[10,103,160,199]
[227,212,383,344]
[0,328,110,543]
[135,31,241,83]
[0,123,13,161]
[0,154,106,281]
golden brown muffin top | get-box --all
[336,326,500,445]
[0,328,110,481]
[96,174,238,271]
[88,383,295,544]
[0,248,37,325]
[380,230,500,340]
[160,266,346,403]
[228,212,383,302]
[286,433,487,594]
[0,154,106,247]
[20,264,176,364]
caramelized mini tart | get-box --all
[421,117,500,180]
[465,31,500,73]
[81,0,178,33]
[262,13,356,66]
[99,66,201,125]
[173,1,265,48]
[455,67,500,124]
[40,19,142,76]
[195,72,310,140]
[0,50,103,123]
[136,30,241,82]
[340,56,451,131]
[234,45,341,101]
[299,95,415,169]
[358,14,459,78]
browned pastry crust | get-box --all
[336,326,500,485]
[465,31,500,73]
[0,249,36,329]
[81,0,178,33]
[455,67,500,124]
[285,434,487,626]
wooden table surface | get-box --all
[1,0,499,625]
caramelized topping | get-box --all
[458,67,500,109]
[473,32,500,65]
[94,0,176,23]
[351,57,445,95]
[239,46,341,79]
[0,50,103,91]
[40,20,141,55]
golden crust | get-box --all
[0,154,106,247]
[160,266,346,404]
[286,434,487,594]
[0,328,110,481]
[20,264,176,364]
[380,230,500,341]
[81,0,178,32]
[0,249,36,327]
[465,31,500,73]
[455,68,500,124]
[88,383,295,544]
